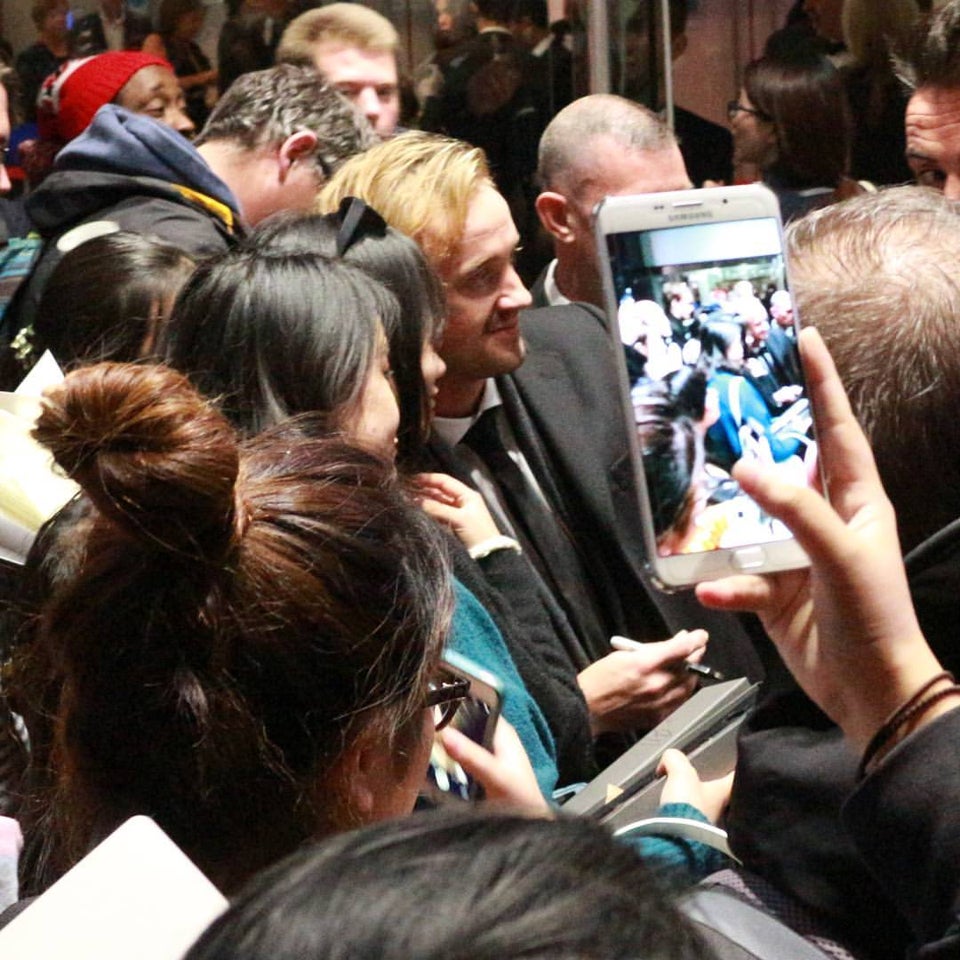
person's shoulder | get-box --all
[124,10,154,47]
[517,304,614,374]
[528,265,549,308]
[673,105,731,144]
[520,302,607,338]
[15,42,47,66]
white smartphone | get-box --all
[425,651,503,802]
[595,184,813,589]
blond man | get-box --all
[318,132,762,761]
[278,3,400,137]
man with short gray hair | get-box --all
[725,183,960,959]
[4,64,372,349]
[531,95,691,309]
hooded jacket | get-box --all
[3,105,243,346]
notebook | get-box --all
[0,816,228,960]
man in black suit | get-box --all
[217,0,292,95]
[531,95,691,309]
[732,285,803,412]
[69,0,152,56]
[621,0,734,188]
[508,0,572,119]
[323,132,766,745]
[421,0,544,279]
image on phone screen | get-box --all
[606,215,816,560]
[424,653,502,803]
[427,696,494,801]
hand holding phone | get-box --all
[440,718,550,814]
[695,328,942,753]
[426,651,503,802]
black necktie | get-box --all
[462,407,609,660]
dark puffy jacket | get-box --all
[1,105,243,355]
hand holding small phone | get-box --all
[426,652,504,803]
[440,718,550,814]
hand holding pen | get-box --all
[578,628,710,734]
[611,635,727,684]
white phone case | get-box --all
[595,184,811,589]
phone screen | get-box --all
[424,653,502,803]
[606,215,815,560]
[427,696,494,801]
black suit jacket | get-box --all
[217,14,283,94]
[528,264,550,309]
[765,324,802,386]
[502,303,765,681]
[69,11,153,55]
[673,105,734,188]
[530,39,573,119]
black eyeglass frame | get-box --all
[425,675,471,731]
[726,100,772,123]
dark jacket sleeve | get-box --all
[841,708,960,958]
[449,541,597,785]
[6,195,232,349]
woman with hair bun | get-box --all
[15,361,453,894]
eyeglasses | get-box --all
[425,675,470,731]
[726,100,771,123]
[335,195,388,257]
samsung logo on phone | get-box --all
[667,211,714,222]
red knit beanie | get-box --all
[37,51,172,144]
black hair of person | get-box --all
[159,245,400,438]
[32,231,195,369]
[252,201,446,464]
[185,809,712,960]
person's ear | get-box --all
[277,130,319,181]
[342,730,375,819]
[535,191,574,243]
[340,727,396,822]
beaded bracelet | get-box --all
[858,671,960,778]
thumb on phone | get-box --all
[439,720,551,814]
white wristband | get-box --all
[468,535,522,560]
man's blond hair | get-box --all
[316,131,493,268]
[277,3,398,66]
